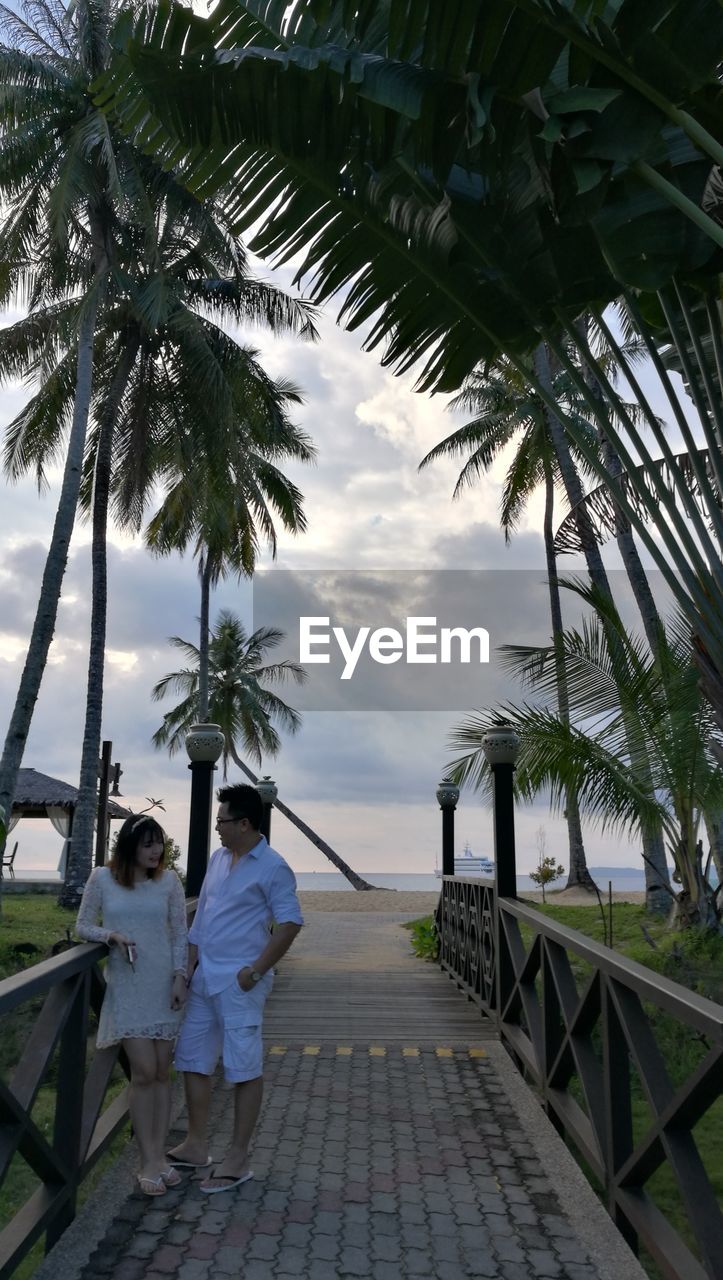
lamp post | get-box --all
[481,723,520,900]
[436,779,460,877]
[256,776,278,843]
[185,723,224,897]
[95,741,121,868]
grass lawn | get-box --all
[0,894,130,1280]
[0,894,78,970]
[407,899,722,1279]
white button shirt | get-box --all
[188,836,303,996]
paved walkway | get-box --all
[38,911,645,1280]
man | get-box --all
[168,783,303,1193]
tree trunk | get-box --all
[0,294,101,873]
[198,554,212,722]
[542,459,590,890]
[536,347,597,889]
[575,323,672,914]
[598,439,672,913]
[537,344,669,904]
[59,343,139,909]
[228,745,379,890]
[705,811,723,887]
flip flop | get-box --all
[199,1170,254,1195]
[137,1175,167,1197]
[165,1154,214,1168]
[159,1167,183,1187]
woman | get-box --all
[76,815,188,1196]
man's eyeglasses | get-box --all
[216,817,240,826]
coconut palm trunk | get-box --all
[542,459,589,886]
[597,438,672,913]
[228,745,378,890]
[59,341,139,908]
[536,343,669,901]
[0,292,101,850]
[575,325,672,912]
[198,554,212,722]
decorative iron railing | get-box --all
[438,875,723,1280]
[0,943,130,1277]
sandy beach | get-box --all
[297,887,647,914]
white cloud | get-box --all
[0,289,656,881]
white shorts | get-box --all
[174,970,270,1084]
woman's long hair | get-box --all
[110,815,166,888]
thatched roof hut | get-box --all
[12,769,131,818]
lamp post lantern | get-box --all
[185,724,224,897]
[481,724,521,899]
[256,776,278,842]
[436,779,460,877]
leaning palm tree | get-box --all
[152,612,377,890]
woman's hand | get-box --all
[171,973,187,1011]
[108,932,134,950]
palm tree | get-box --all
[450,588,723,929]
[152,612,377,890]
[419,358,596,890]
[2,169,317,906]
[99,0,723,741]
[0,0,124,839]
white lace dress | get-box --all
[76,866,188,1048]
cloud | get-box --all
[0,289,652,878]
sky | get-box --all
[0,260,689,881]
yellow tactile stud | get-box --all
[336,1047,353,1056]
[369,1047,386,1056]
[303,1046,320,1055]
[402,1047,419,1057]
[268,1046,287,1055]
[468,1048,487,1058]
[435,1048,453,1057]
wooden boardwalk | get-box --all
[264,909,495,1045]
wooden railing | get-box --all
[0,897,197,1277]
[438,876,723,1280]
[0,943,130,1277]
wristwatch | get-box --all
[249,969,263,984]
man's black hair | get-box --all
[217,783,264,831]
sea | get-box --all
[12,868,653,892]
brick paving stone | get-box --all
[221,1221,252,1248]
[273,1246,308,1275]
[247,1235,280,1261]
[338,1245,374,1275]
[309,1234,340,1260]
[372,1264,406,1280]
[148,1244,186,1273]
[186,1233,219,1260]
[553,1238,594,1264]
[343,1223,371,1249]
[124,1232,159,1259]
[176,1262,212,1280]
[344,1203,371,1225]
[280,1223,312,1249]
[431,1235,466,1264]
[108,1259,148,1280]
[526,1247,563,1275]
[164,1222,194,1246]
[372,1234,402,1262]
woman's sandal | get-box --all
[159,1167,182,1187]
[137,1174,167,1197]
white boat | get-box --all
[435,842,494,878]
